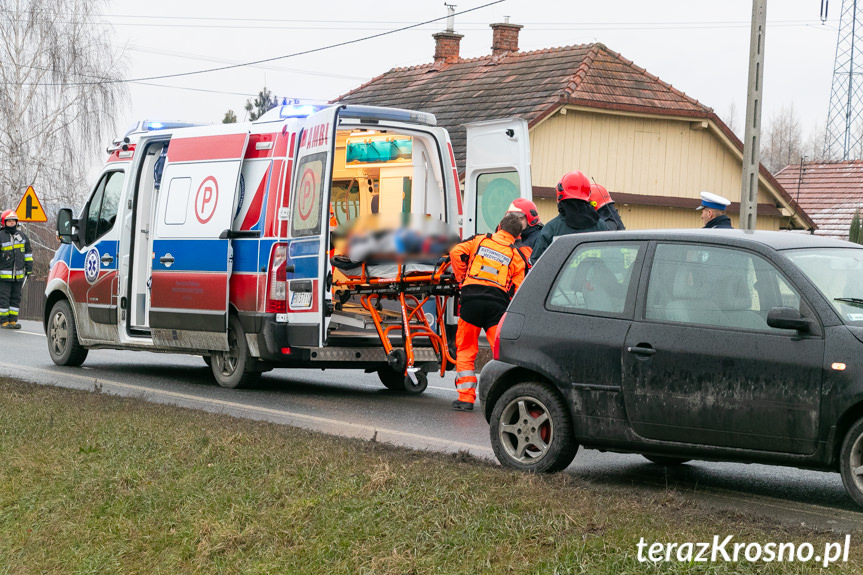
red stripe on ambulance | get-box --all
[168,133,248,163]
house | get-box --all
[774,161,863,240]
[334,22,815,231]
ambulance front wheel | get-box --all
[47,299,88,367]
[211,315,260,389]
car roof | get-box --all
[555,229,861,251]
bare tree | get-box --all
[721,100,739,136]
[760,104,803,174]
[0,0,125,212]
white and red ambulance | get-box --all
[45,104,531,390]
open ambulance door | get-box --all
[284,107,339,348]
[462,118,532,237]
[149,125,250,351]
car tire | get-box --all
[47,299,88,367]
[839,417,863,508]
[489,381,578,473]
[378,367,405,392]
[210,315,259,389]
[643,455,691,466]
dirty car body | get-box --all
[479,229,863,507]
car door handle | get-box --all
[627,346,656,356]
[100,254,114,264]
[159,255,174,264]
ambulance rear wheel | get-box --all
[378,367,406,392]
[211,315,259,389]
[47,299,88,367]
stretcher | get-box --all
[331,256,459,393]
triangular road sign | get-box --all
[14,186,47,222]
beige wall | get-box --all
[529,108,792,230]
[534,198,784,231]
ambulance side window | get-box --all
[84,170,126,245]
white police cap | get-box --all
[696,191,731,211]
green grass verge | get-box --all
[0,377,859,574]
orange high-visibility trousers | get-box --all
[454,318,499,404]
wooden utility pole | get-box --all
[740,0,767,230]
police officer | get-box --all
[530,170,608,265]
[697,191,733,229]
[449,213,527,411]
[0,210,33,329]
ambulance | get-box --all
[45,104,531,390]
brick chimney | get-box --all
[490,18,522,56]
[433,31,463,63]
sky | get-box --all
[101,0,840,145]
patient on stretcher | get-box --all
[331,214,457,274]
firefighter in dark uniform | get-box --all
[504,198,543,261]
[698,191,733,228]
[449,213,527,411]
[589,183,626,231]
[0,210,33,329]
[530,170,608,265]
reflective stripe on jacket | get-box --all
[0,228,32,281]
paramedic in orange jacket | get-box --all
[449,213,527,411]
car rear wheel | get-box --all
[643,455,691,466]
[47,299,88,367]
[489,381,578,473]
[210,315,259,389]
[840,417,863,508]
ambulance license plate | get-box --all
[291,291,312,308]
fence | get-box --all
[20,277,46,321]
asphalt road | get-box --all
[3,319,862,533]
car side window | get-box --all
[547,243,641,315]
[84,170,125,245]
[645,243,802,332]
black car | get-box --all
[479,229,863,507]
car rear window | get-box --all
[546,243,641,315]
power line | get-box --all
[13,1,504,87]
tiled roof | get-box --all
[334,41,815,230]
[334,43,712,168]
[773,161,863,240]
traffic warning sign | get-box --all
[14,186,47,222]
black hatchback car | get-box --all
[479,229,863,507]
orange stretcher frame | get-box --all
[332,258,458,379]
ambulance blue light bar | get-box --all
[279,105,323,118]
[338,105,437,127]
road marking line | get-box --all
[11,330,43,338]
[0,361,489,456]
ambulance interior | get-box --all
[326,127,456,342]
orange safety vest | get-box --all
[452,232,527,295]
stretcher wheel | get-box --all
[404,371,428,394]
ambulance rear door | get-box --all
[462,118,532,237]
[284,106,339,348]
[149,125,250,351]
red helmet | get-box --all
[589,183,613,209]
[1,210,18,227]
[556,171,591,202]
[506,198,541,227]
